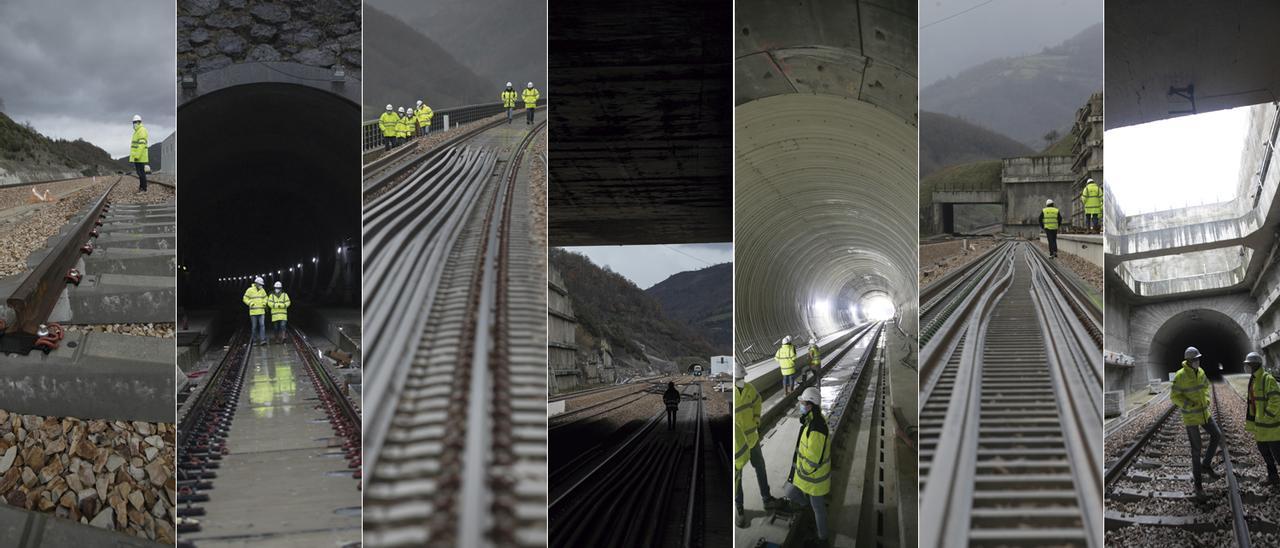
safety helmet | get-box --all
[735,363,747,378]
[398,107,405,113]
[416,100,423,105]
[1087,177,1095,184]
[808,337,817,345]
[1246,352,1264,365]
[407,108,414,114]
[132,115,142,122]
[1185,346,1202,360]
[798,387,821,406]
[527,82,534,88]
[1045,199,1054,206]
[782,335,792,344]
[385,104,393,111]
[253,276,264,285]
[506,81,513,87]
[273,281,283,289]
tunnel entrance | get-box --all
[1148,309,1252,381]
[177,83,360,309]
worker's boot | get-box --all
[763,494,784,509]
[736,508,747,528]
[1202,460,1219,481]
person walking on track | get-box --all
[243,277,268,346]
[522,82,540,125]
[502,82,518,124]
[1081,178,1103,233]
[379,104,399,151]
[663,381,681,431]
[415,99,433,136]
[806,337,821,383]
[267,281,291,344]
[786,387,831,547]
[776,336,798,396]
[735,363,781,528]
[1172,346,1223,495]
[1040,198,1061,258]
[1245,351,1280,488]
[130,115,148,192]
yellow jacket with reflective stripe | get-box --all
[267,291,290,322]
[399,114,413,137]
[1081,182,1103,214]
[809,345,820,366]
[1171,361,1211,426]
[734,425,750,480]
[501,89,518,108]
[522,87,540,108]
[1040,207,1060,231]
[735,381,762,449]
[775,343,797,376]
[243,285,267,316]
[1247,368,1280,442]
[129,124,149,163]
[790,411,831,496]
[378,111,399,137]
[415,105,433,125]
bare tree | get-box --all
[1043,129,1060,147]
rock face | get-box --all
[0,411,176,542]
[178,0,361,78]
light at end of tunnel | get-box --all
[864,295,895,322]
[813,299,831,317]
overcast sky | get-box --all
[1106,106,1250,213]
[0,0,175,158]
[920,0,1102,87]
[561,243,732,289]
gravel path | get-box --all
[109,181,175,205]
[0,179,115,277]
[528,131,547,272]
[1034,241,1103,292]
[64,323,175,339]
[0,408,175,543]
[919,238,998,288]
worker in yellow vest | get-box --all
[806,337,821,383]
[378,104,399,151]
[522,82,540,125]
[130,115,149,192]
[1039,198,1061,258]
[393,107,406,146]
[404,107,417,143]
[267,281,291,344]
[1081,178,1103,233]
[776,336,798,396]
[1171,346,1223,495]
[243,277,268,346]
[415,100,433,136]
[786,387,830,544]
[735,363,780,528]
[1245,352,1280,487]
[501,82,518,124]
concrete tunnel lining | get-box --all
[734,94,917,361]
[177,82,360,306]
[1149,308,1253,381]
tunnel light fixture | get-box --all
[313,257,318,263]
[864,295,896,322]
[297,263,302,269]
[289,267,294,272]
[181,73,196,90]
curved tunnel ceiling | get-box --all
[733,0,918,360]
[1149,308,1253,380]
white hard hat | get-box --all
[1046,199,1054,206]
[273,281,283,289]
[506,81,513,87]
[407,108,414,113]
[386,104,393,110]
[735,363,747,378]
[416,99,423,105]
[799,387,821,406]
[1087,177,1095,184]
[782,336,792,344]
[527,82,534,88]
[809,337,817,345]
[253,276,264,285]
[1185,346,1202,360]
[398,107,405,113]
[132,115,142,122]
[1246,352,1264,365]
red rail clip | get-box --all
[80,243,94,255]
[65,269,82,285]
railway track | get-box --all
[363,112,548,546]
[1104,382,1279,546]
[920,241,1103,547]
[549,379,679,429]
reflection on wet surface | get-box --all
[817,328,878,412]
[247,347,301,418]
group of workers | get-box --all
[377,99,435,150]
[502,81,541,125]
[242,277,292,346]
[1040,177,1103,258]
[736,337,832,547]
[774,335,821,396]
[1172,347,1280,495]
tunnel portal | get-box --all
[1148,308,1253,381]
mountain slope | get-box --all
[922,23,1102,149]
[551,248,717,369]
[920,111,1034,178]
[0,111,122,183]
[362,6,493,119]
[645,263,731,355]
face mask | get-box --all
[796,403,808,416]
[275,289,281,293]
[735,379,744,388]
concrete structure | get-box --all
[547,267,579,394]
[548,0,731,246]
[1106,102,1280,392]
[1070,93,1103,227]
[710,355,732,377]
[159,130,177,175]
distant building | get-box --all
[710,356,732,377]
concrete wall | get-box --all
[160,131,177,175]
[1105,291,1133,391]
[1002,156,1077,234]
[1125,293,1258,390]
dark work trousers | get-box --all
[384,135,393,150]
[507,107,514,124]
[1086,213,1101,232]
[526,107,535,124]
[1259,440,1280,481]
[133,162,147,191]
[1188,418,1224,484]
[735,444,772,508]
[1045,229,1058,256]
[666,406,678,430]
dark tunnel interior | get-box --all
[177,83,360,309]
[1149,309,1253,381]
